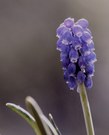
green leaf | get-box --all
[6,97,60,135]
[41,114,59,135]
[49,114,62,135]
[25,96,52,135]
[6,103,45,135]
[6,103,36,129]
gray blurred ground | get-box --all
[0,0,109,135]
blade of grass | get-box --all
[25,96,52,135]
[49,114,61,135]
[41,114,58,135]
[6,103,42,135]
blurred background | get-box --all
[0,0,108,135]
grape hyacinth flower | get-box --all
[56,18,96,135]
[56,18,97,90]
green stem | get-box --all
[32,123,43,135]
[78,83,95,135]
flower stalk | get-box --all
[79,83,95,135]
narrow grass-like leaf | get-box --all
[41,114,58,135]
[25,96,52,135]
[6,103,36,130]
[49,114,62,135]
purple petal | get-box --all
[64,18,74,28]
[68,63,76,74]
[56,25,68,37]
[64,70,69,82]
[69,49,79,63]
[77,71,86,83]
[61,31,72,45]
[78,56,86,69]
[72,25,83,37]
[86,64,95,76]
[88,40,95,51]
[81,31,92,43]
[68,76,77,90]
[80,43,90,55]
[85,77,93,89]
[76,18,89,29]
[85,52,97,64]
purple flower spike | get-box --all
[56,18,96,90]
